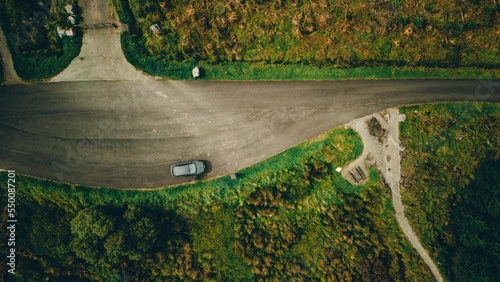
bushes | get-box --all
[111,0,135,26]
[367,117,386,143]
[112,0,500,79]
[121,33,192,79]
[11,35,82,81]
[400,102,500,280]
[0,0,83,81]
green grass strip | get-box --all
[121,34,499,81]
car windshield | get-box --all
[189,164,196,173]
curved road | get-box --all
[0,79,498,188]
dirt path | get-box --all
[0,27,22,85]
[50,0,145,82]
[346,109,444,282]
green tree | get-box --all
[104,231,126,264]
[130,217,157,250]
[70,208,116,264]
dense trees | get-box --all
[70,208,116,264]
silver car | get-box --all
[171,160,205,177]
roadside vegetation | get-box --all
[0,127,433,280]
[0,0,82,81]
[113,0,499,79]
[367,116,386,143]
[399,102,500,281]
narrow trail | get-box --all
[0,27,22,85]
[346,109,444,282]
[387,109,444,282]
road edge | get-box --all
[0,26,22,85]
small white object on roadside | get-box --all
[65,29,74,37]
[398,114,406,122]
[68,16,76,25]
[192,67,200,78]
[385,114,390,121]
[335,167,342,173]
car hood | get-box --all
[195,161,205,173]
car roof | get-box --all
[172,163,195,176]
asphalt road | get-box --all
[0,79,498,188]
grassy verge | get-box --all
[9,35,82,81]
[0,127,433,280]
[123,35,500,80]
[0,0,82,81]
[399,102,500,281]
[114,0,499,80]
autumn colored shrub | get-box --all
[113,0,499,79]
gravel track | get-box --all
[347,110,444,282]
[50,0,145,82]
